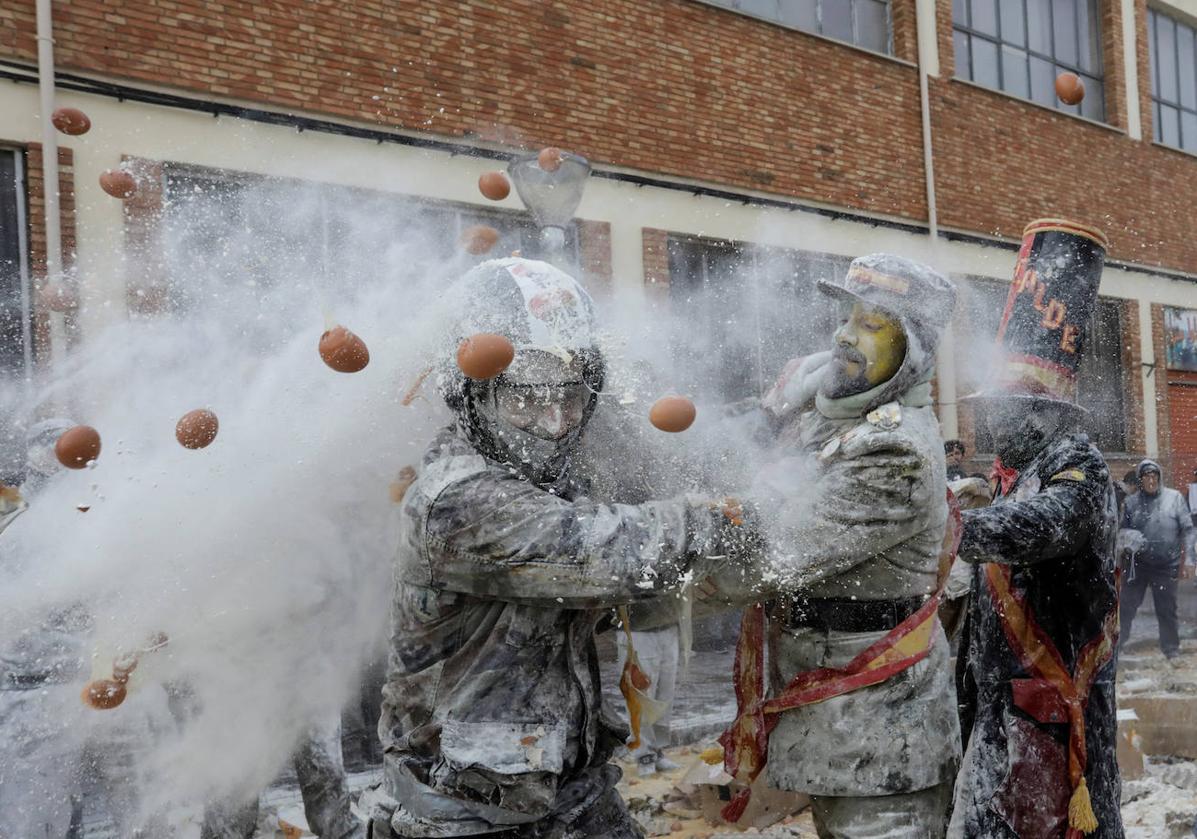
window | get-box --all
[160,165,575,316]
[1148,8,1197,152]
[698,0,892,54]
[666,235,843,402]
[953,0,1105,121]
[0,148,32,482]
[962,278,1127,452]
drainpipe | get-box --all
[914,0,959,438]
[36,0,67,366]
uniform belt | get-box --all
[785,596,927,633]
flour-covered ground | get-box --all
[76,600,1197,837]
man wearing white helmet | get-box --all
[362,258,748,839]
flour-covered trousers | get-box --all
[614,625,678,757]
[811,780,953,839]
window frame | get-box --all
[952,0,1106,121]
[1147,6,1197,152]
[694,0,894,56]
[665,233,847,402]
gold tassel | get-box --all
[1068,777,1099,834]
[699,745,724,765]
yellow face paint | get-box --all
[825,303,907,396]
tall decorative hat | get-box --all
[969,218,1108,411]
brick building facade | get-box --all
[3,0,1197,481]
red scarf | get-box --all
[990,457,1019,496]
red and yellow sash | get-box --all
[717,490,962,822]
[984,562,1119,837]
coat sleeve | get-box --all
[758,428,937,592]
[420,469,724,608]
[958,443,1107,566]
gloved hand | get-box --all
[761,351,833,422]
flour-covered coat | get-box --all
[951,435,1122,838]
[755,376,961,798]
[365,428,729,837]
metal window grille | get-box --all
[964,277,1127,453]
[159,165,575,315]
[697,0,893,55]
[666,235,844,402]
[952,0,1105,122]
[1147,8,1197,153]
[0,147,32,483]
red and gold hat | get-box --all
[969,218,1107,409]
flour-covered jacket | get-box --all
[752,371,961,797]
[953,435,1122,839]
[1122,470,1194,570]
[375,427,723,836]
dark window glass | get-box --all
[701,0,892,53]
[778,0,818,29]
[1000,0,1026,47]
[1161,103,1181,147]
[856,0,889,52]
[822,0,855,41]
[1179,26,1196,110]
[955,29,973,78]
[0,150,27,381]
[1002,45,1031,99]
[1150,9,1197,153]
[1183,111,1197,152]
[970,0,998,36]
[1027,0,1052,54]
[666,236,841,403]
[954,0,1103,120]
[1029,54,1057,106]
[972,36,1001,88]
[1159,16,1179,103]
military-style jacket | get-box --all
[953,434,1123,839]
[376,427,723,836]
[756,392,961,797]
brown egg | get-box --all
[55,425,101,469]
[51,107,91,136]
[81,679,127,710]
[649,396,697,433]
[39,282,78,313]
[629,663,651,691]
[478,171,510,201]
[538,146,563,172]
[1055,72,1085,106]
[456,333,515,380]
[99,169,137,199]
[461,224,500,255]
[76,504,90,513]
[319,326,370,373]
[176,409,219,449]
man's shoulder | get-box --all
[1035,434,1109,482]
[832,403,938,461]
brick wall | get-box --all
[4,1,929,222]
[642,228,671,306]
[575,219,612,300]
[7,1,1197,271]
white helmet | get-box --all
[440,258,605,485]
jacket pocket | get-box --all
[440,719,567,775]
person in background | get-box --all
[945,439,968,481]
[1120,459,1195,664]
[616,597,684,777]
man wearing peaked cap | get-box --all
[713,253,963,837]
[949,219,1123,838]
